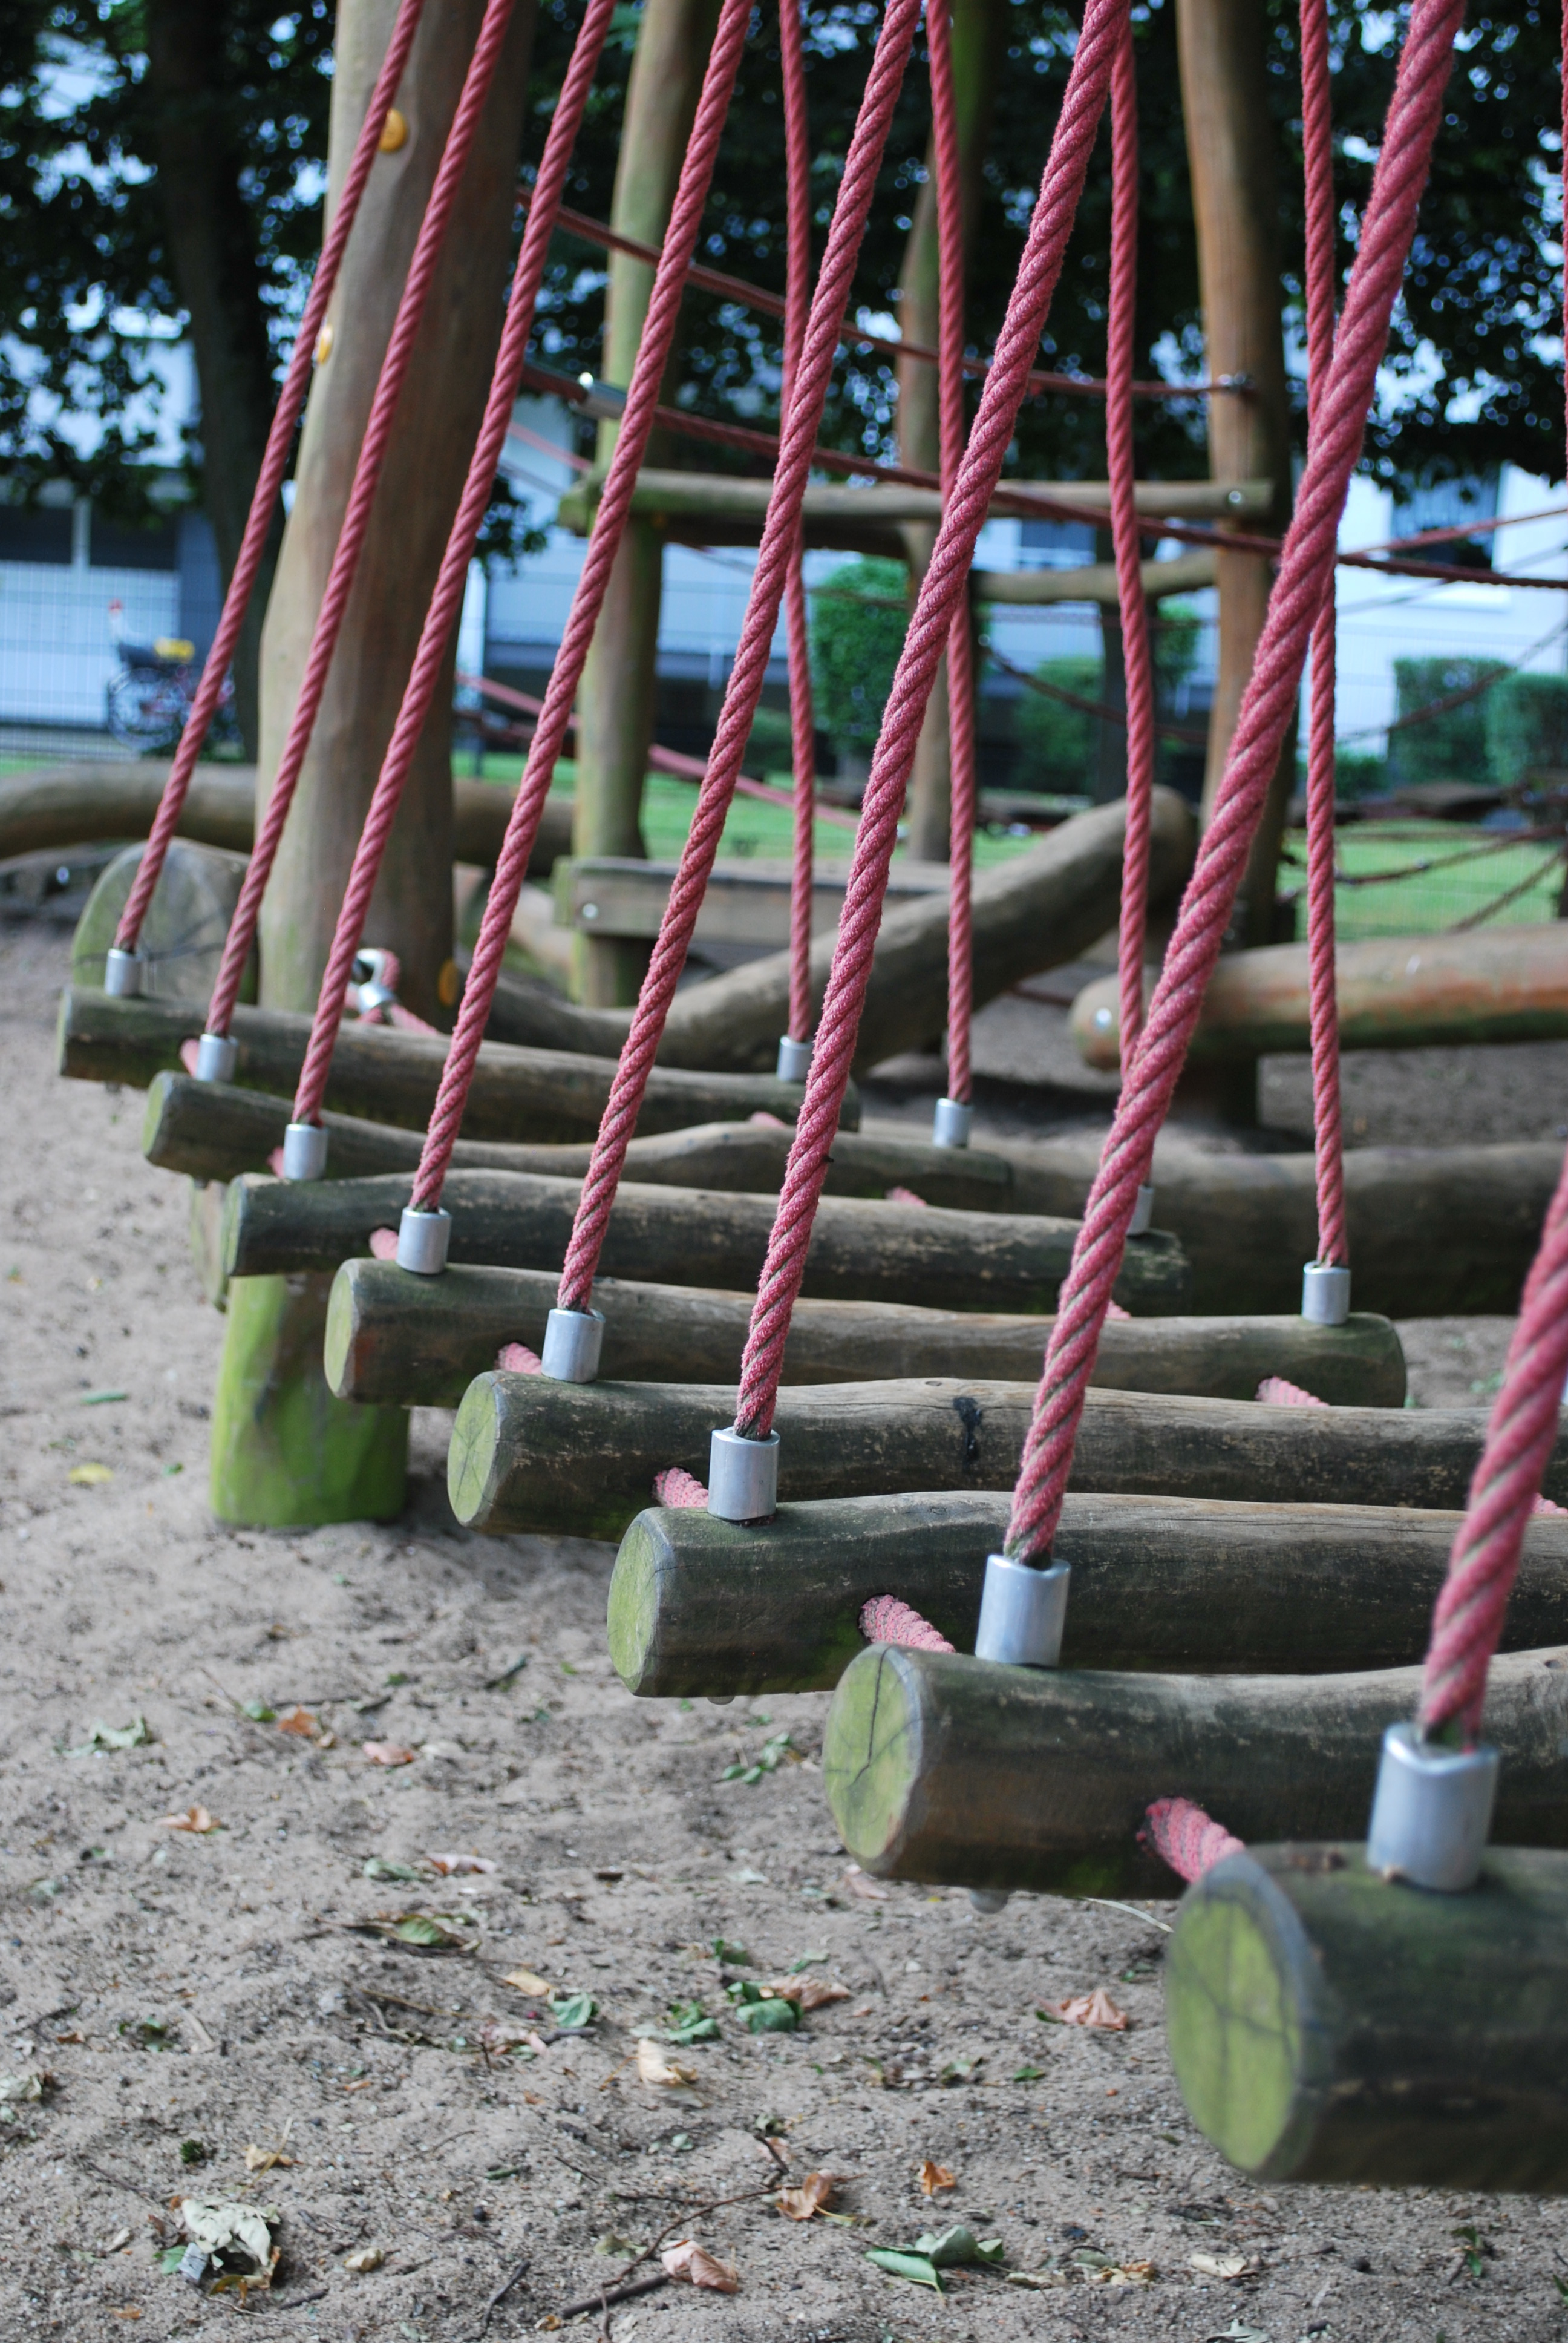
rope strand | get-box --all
[932,0,977,1107]
[781,0,818,1057]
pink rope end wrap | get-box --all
[368,1227,399,1262]
[859,1596,955,1653]
[1142,1798,1244,1884]
[654,1467,710,1509]
[1256,1375,1328,1409]
[497,1342,543,1375]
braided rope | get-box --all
[1106,25,1157,1066]
[201,0,520,1045]
[732,0,1132,1440]
[1142,1797,1244,1884]
[287,0,619,1132]
[407,0,754,1213]
[550,0,926,1311]
[653,1466,710,1509]
[1301,0,1348,1270]
[113,0,430,955]
[781,0,818,1056]
[860,1596,955,1653]
[1000,0,1462,1564]
[931,0,978,1107]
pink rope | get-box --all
[860,1594,955,1651]
[406,0,754,1214]
[781,0,818,1057]
[885,1185,928,1207]
[931,0,977,1108]
[286,0,619,1132]
[549,0,927,1311]
[1106,26,1157,1066]
[1142,1797,1244,1884]
[497,1341,544,1374]
[732,0,1132,1441]
[654,1467,710,1508]
[201,0,520,1045]
[999,0,1462,1565]
[113,0,430,955]
[1301,0,1348,1271]
[1256,1375,1328,1408]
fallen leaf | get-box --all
[549,1991,598,2031]
[661,2240,739,2292]
[180,2196,279,2276]
[362,1857,423,1883]
[68,1715,151,1755]
[102,2229,133,2253]
[426,1853,497,1876]
[0,2074,44,2103]
[362,1740,417,1767]
[1007,2269,1070,2290]
[1203,2325,1269,2343]
[342,2245,385,2275]
[385,1912,476,1950]
[1190,2252,1252,2281]
[503,1967,553,1997]
[1043,1988,1129,2031]
[243,2145,293,2174]
[636,2036,699,2089]
[866,2248,943,2293]
[155,1806,220,1835]
[919,2158,957,2196]
[776,2171,838,2222]
[275,1706,319,1738]
[769,1974,849,2011]
[843,1864,890,1902]
[916,2226,1005,2268]
[476,2020,535,2056]
[68,1462,113,1486]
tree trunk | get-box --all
[142,0,284,759]
[898,0,1005,862]
[573,0,724,1005]
[1175,0,1294,944]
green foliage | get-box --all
[1389,657,1511,787]
[808,561,908,755]
[1013,657,1102,791]
[1485,671,1568,788]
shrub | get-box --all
[1388,655,1508,786]
[808,559,909,756]
[1014,655,1102,790]
[1484,670,1568,788]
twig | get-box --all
[1082,1896,1174,1934]
[474,2254,529,2339]
[554,2272,669,2321]
[71,2152,165,2210]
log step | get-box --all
[1166,1842,1568,2192]
[445,1374,1547,1541]
[324,1260,1393,1409]
[607,1488,1568,1697]
[820,1642,1568,1899]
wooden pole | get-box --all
[1175,0,1294,944]
[573,0,723,1007]
[211,0,536,1529]
[898,0,1005,863]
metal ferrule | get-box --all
[707,1425,779,1523]
[541,1306,605,1384]
[1302,1260,1353,1325]
[396,1205,451,1276]
[104,946,142,998]
[194,1031,238,1085]
[968,1889,1011,1915]
[776,1035,812,1083]
[1366,1720,1500,1893]
[975,1552,1070,1668]
[281,1120,329,1182]
[1129,1182,1155,1237]
[932,1096,973,1150]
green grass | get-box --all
[1281,822,1564,942]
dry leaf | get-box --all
[636,2036,699,2089]
[1190,2252,1251,2281]
[243,2144,293,2174]
[775,2171,838,2222]
[503,1967,552,1997]
[843,1864,890,1902]
[68,1462,113,1486]
[362,1740,417,1767]
[920,2159,957,2195]
[426,1853,496,1876]
[275,1706,319,1738]
[343,2246,385,2275]
[796,1976,849,2012]
[1046,1988,1129,2031]
[155,1806,220,1835]
[661,2240,739,2292]
[476,2020,534,2056]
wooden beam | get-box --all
[1166,1842,1568,2189]
[445,1374,1552,1540]
[556,468,1272,538]
[973,549,1217,605]
[608,1489,1568,1697]
[822,1643,1568,1899]
[222,1168,1190,1309]
[560,853,947,944]
[324,1257,1402,1408]
[72,841,253,1009]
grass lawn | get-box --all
[1279,821,1565,942]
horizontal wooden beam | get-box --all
[608,1487,1560,1697]
[324,1256,1401,1409]
[822,1642,1568,1899]
[560,853,947,946]
[973,549,1217,605]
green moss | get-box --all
[209,1273,406,1527]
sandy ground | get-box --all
[2,915,1564,2342]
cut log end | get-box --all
[822,1643,930,1880]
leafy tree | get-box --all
[808,556,909,758]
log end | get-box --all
[607,1510,675,1695]
[448,1371,509,1530]
[324,1263,361,1400]
[823,1643,929,1877]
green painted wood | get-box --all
[820,1643,1568,1900]
[1166,1842,1568,2191]
[605,1488,1568,1697]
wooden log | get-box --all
[820,1642,1568,1899]
[1075,923,1568,1069]
[57,988,832,1141]
[0,759,572,874]
[223,1168,1190,1310]
[557,468,1272,536]
[607,1489,1568,1697]
[324,1256,1402,1409]
[71,841,255,1008]
[557,853,947,945]
[1165,1842,1568,2191]
[972,549,1217,605]
[445,1375,1559,1541]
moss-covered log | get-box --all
[446,1374,1546,1540]
[821,1643,1568,1899]
[1166,1842,1568,2191]
[607,1489,1568,1697]
[324,1254,1402,1409]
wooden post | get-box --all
[573,0,723,1006]
[1175,0,1294,941]
[212,0,536,1529]
[898,0,1004,863]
